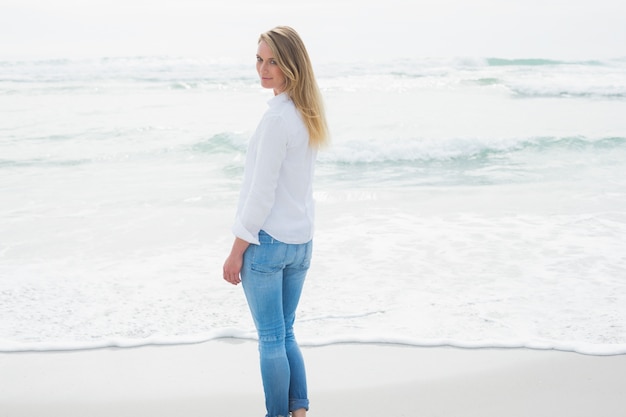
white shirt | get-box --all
[232,93,317,245]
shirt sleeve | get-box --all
[232,114,289,244]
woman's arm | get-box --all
[233,115,289,244]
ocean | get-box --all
[1,55,625,355]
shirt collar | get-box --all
[267,92,290,106]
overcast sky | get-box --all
[1,0,625,61]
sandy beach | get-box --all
[1,339,625,417]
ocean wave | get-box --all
[4,134,623,175]
[486,58,606,67]
[187,134,626,165]
[3,55,625,103]
[4,55,624,94]
[0,158,91,169]
[319,136,626,165]
[509,88,626,100]
[185,134,626,187]
[190,132,248,154]
[0,56,254,91]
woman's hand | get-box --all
[223,253,243,285]
[223,238,250,285]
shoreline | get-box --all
[2,339,625,417]
[3,335,625,356]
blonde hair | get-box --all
[259,26,329,148]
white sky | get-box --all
[1,0,625,61]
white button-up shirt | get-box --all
[232,93,317,245]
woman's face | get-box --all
[256,40,286,95]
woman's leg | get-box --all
[282,240,312,414]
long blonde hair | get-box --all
[259,26,329,148]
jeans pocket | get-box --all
[250,241,287,274]
[299,240,313,269]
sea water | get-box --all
[1,56,626,355]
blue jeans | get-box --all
[241,230,312,417]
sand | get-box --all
[1,339,625,417]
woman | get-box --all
[222,26,329,417]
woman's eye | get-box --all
[256,56,262,62]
